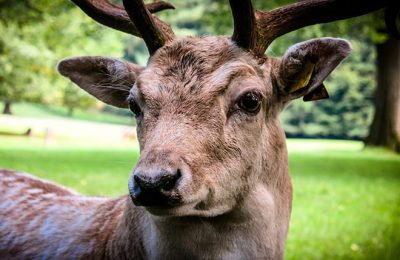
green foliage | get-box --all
[62,85,97,116]
[0,0,125,111]
[0,0,71,25]
[0,23,36,103]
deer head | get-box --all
[57,0,387,217]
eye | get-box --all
[238,92,262,113]
[128,99,142,117]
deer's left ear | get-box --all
[274,38,351,103]
[57,56,144,108]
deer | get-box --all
[0,0,392,259]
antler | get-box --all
[71,0,175,54]
[229,0,256,50]
[122,0,174,55]
[230,0,391,57]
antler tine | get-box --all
[122,0,174,55]
[146,2,175,13]
[255,0,390,56]
[230,0,390,57]
[71,0,175,54]
[229,0,256,50]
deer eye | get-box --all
[129,99,142,117]
[238,92,262,113]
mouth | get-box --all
[128,189,208,217]
[128,189,199,216]
[129,189,182,206]
[141,200,209,217]
[130,194,233,218]
[128,180,228,217]
[143,201,235,218]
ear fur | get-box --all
[57,56,143,108]
[275,37,352,103]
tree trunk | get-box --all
[2,101,12,114]
[67,107,74,117]
[365,37,400,153]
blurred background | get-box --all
[0,0,399,259]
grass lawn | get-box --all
[0,136,137,195]
[0,136,399,259]
[8,102,133,126]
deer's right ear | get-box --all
[57,56,144,108]
[273,38,351,103]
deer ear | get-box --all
[57,56,144,108]
[275,38,351,103]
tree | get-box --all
[0,24,30,114]
[0,0,71,114]
[330,9,400,152]
[365,37,400,151]
[0,0,125,114]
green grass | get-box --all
[0,136,137,196]
[0,136,399,259]
[9,102,133,126]
[286,142,400,260]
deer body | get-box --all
[1,0,386,258]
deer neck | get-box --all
[111,174,291,258]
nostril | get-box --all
[133,169,181,192]
[161,169,182,191]
[134,174,146,189]
[130,169,183,207]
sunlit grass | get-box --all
[10,102,133,126]
[287,144,400,260]
[0,136,138,196]
[0,136,399,259]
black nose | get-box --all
[129,169,182,207]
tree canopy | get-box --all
[0,0,125,114]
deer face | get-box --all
[127,37,274,217]
[58,36,351,217]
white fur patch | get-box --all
[27,188,44,194]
